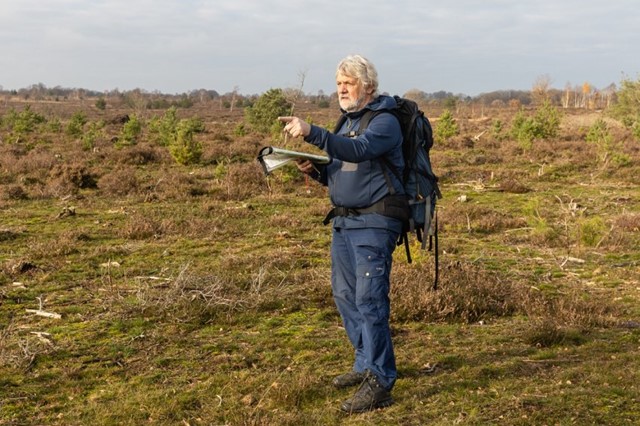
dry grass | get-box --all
[391,259,524,323]
[1,99,639,425]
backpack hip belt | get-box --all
[322,194,410,226]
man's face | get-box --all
[336,72,370,112]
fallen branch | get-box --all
[25,309,62,319]
[560,256,586,267]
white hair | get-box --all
[335,54,379,97]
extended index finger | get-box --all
[277,116,293,123]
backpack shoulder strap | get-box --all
[357,110,379,133]
[333,114,348,134]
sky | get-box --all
[1,0,638,97]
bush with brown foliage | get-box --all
[391,260,525,323]
[113,143,168,166]
[98,166,140,197]
[1,184,28,200]
[46,163,97,197]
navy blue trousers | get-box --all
[331,226,399,390]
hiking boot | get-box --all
[340,370,394,414]
[332,371,366,389]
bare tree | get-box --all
[563,82,573,108]
[532,74,552,105]
[582,82,592,109]
[285,69,307,116]
[230,86,239,112]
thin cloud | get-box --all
[0,0,638,95]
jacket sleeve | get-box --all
[304,112,401,163]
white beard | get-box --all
[340,95,367,112]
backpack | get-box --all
[333,95,442,289]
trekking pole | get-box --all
[432,210,439,291]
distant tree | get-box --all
[317,98,331,108]
[230,86,239,112]
[284,70,307,117]
[308,89,329,108]
[443,96,457,111]
[430,91,455,100]
[403,89,428,104]
[600,83,617,108]
[563,82,572,108]
[475,90,531,107]
[532,74,552,105]
[190,88,215,104]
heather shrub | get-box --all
[47,163,97,196]
[98,167,140,196]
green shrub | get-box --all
[66,111,88,138]
[577,216,607,247]
[4,105,46,135]
[586,119,614,161]
[633,122,640,141]
[169,120,203,165]
[116,114,143,147]
[534,100,561,138]
[491,119,505,140]
[586,118,611,145]
[434,109,459,142]
[82,122,105,151]
[146,98,172,110]
[213,162,228,181]
[510,101,561,149]
[147,107,205,164]
[95,98,107,110]
[149,107,179,146]
[174,95,193,109]
[234,123,247,137]
[244,88,291,135]
[47,117,62,133]
[609,76,640,136]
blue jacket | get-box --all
[304,95,404,231]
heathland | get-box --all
[1,89,639,425]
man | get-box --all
[279,54,405,413]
